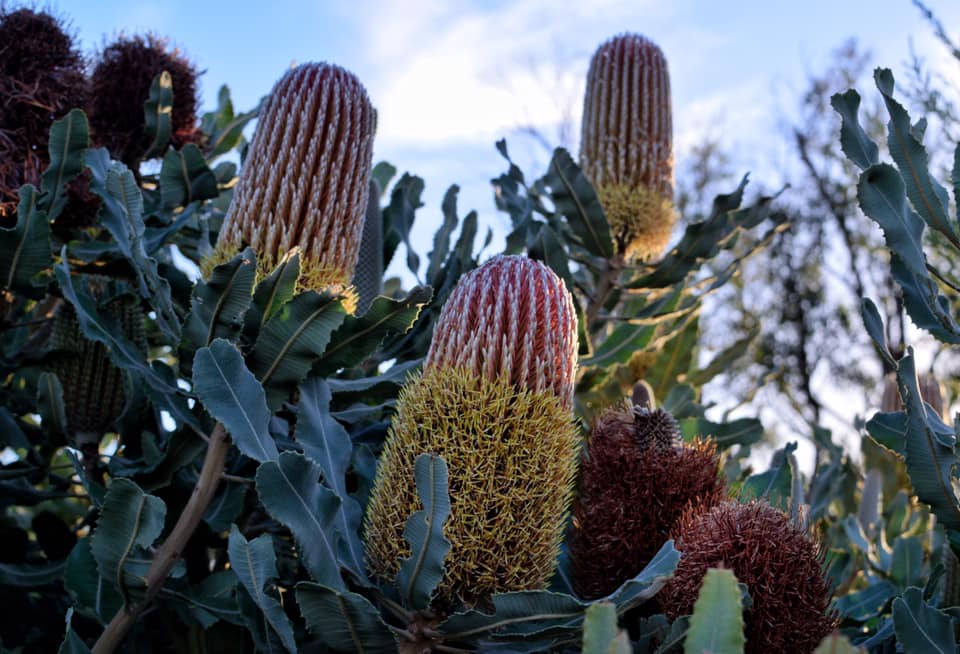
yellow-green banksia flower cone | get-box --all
[364,255,580,606]
[207,62,375,308]
[580,33,675,261]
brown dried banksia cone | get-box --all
[0,8,88,224]
[660,500,836,654]
[207,63,375,308]
[570,403,724,599]
[364,255,580,606]
[89,34,200,168]
[580,33,675,260]
[49,294,146,443]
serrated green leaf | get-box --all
[439,591,588,640]
[64,539,122,623]
[684,567,745,654]
[694,417,763,449]
[581,322,655,368]
[296,376,365,581]
[90,478,166,602]
[891,537,924,587]
[57,608,92,654]
[316,286,431,373]
[248,291,347,411]
[428,185,461,283]
[371,161,397,198]
[160,144,219,209]
[861,298,897,368]
[0,559,66,587]
[647,316,700,400]
[182,247,256,351]
[227,526,296,654]
[544,148,613,258]
[582,602,629,654]
[830,89,879,171]
[0,408,29,449]
[874,68,958,246]
[892,587,955,654]
[382,173,423,274]
[244,248,301,339]
[193,339,276,463]
[605,540,681,613]
[202,482,247,533]
[202,85,261,158]
[831,580,898,621]
[740,442,797,511]
[0,185,50,297]
[296,583,397,653]
[41,108,89,219]
[143,71,173,159]
[36,372,67,439]
[255,452,343,590]
[397,454,452,609]
[86,150,180,341]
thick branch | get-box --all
[92,423,230,654]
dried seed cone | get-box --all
[89,34,200,167]
[365,255,580,606]
[0,8,88,223]
[570,405,724,599]
[49,296,146,439]
[207,63,375,304]
[661,500,836,654]
[424,255,579,409]
[580,33,675,260]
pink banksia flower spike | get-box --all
[207,62,376,309]
[364,255,580,606]
[580,33,675,261]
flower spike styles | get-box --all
[580,33,675,260]
[207,63,376,307]
[364,255,580,606]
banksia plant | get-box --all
[881,370,944,418]
[570,402,724,599]
[89,34,200,168]
[580,33,675,260]
[48,294,146,445]
[207,63,375,306]
[352,179,384,314]
[364,255,579,606]
[660,500,836,654]
[0,8,88,223]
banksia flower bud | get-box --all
[660,500,836,654]
[570,403,724,599]
[580,33,675,260]
[207,63,375,308]
[0,8,88,223]
[49,294,146,441]
[364,255,579,606]
[89,34,200,168]
[351,180,384,315]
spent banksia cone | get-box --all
[89,34,200,168]
[208,63,375,305]
[580,33,675,260]
[571,403,724,599]
[364,255,580,606]
[661,500,836,654]
[0,8,88,223]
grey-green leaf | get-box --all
[193,339,276,463]
[57,608,93,654]
[830,89,879,171]
[892,587,955,654]
[740,442,798,512]
[143,71,173,159]
[397,453,452,609]
[582,602,630,654]
[684,568,745,654]
[255,452,343,590]
[182,247,256,351]
[0,185,50,297]
[159,144,219,209]
[36,372,67,439]
[246,249,301,336]
[41,108,90,219]
[227,526,297,654]
[296,582,398,653]
[544,147,614,259]
[64,539,122,623]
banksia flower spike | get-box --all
[0,8,88,223]
[364,255,580,606]
[352,179,384,315]
[89,34,200,168]
[580,33,675,260]
[207,63,375,307]
[660,500,836,654]
[570,402,724,599]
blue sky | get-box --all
[58,0,960,266]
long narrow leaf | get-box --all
[296,583,397,653]
[41,108,89,219]
[0,185,50,297]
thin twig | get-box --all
[92,423,230,654]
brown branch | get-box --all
[92,423,230,654]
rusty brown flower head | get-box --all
[660,500,836,654]
[580,33,675,260]
[207,63,375,306]
[364,256,580,607]
[89,34,200,167]
[0,7,88,223]
[571,403,724,599]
